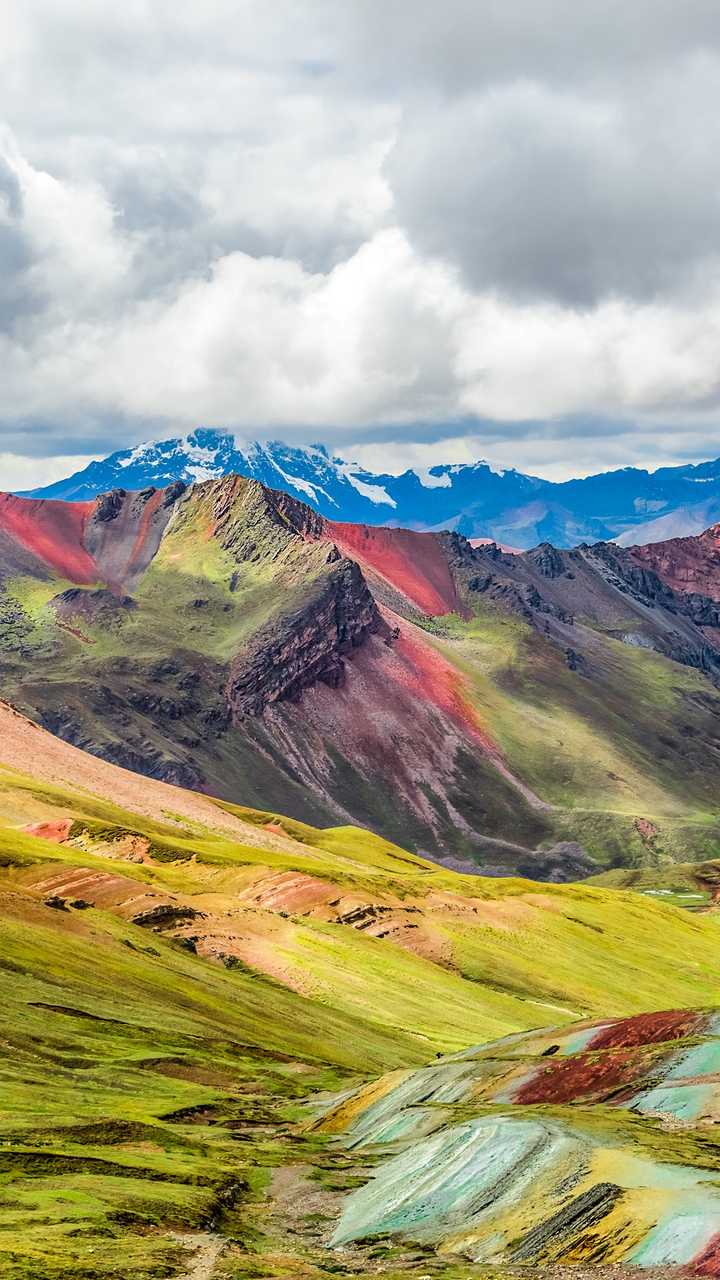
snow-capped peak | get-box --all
[32,426,716,553]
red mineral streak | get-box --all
[21,819,74,843]
[123,486,166,581]
[590,1009,706,1050]
[694,1233,720,1276]
[327,521,464,616]
[392,621,494,748]
[512,1045,653,1105]
[56,621,95,644]
[377,616,551,812]
[0,493,98,583]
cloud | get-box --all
[3,1,720,482]
[386,73,720,306]
[0,452,97,490]
[337,0,720,91]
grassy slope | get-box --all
[4,766,720,1036]
[420,601,720,865]
[2,736,720,1275]
[588,857,720,911]
[0,888,418,1280]
[0,500,348,824]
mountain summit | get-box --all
[23,427,720,547]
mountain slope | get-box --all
[5,695,718,1036]
[0,477,558,872]
[631,521,720,602]
[24,427,720,546]
[3,477,720,872]
[2,703,720,1275]
[320,1009,720,1271]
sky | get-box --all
[4,1,720,487]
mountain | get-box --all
[23,427,720,547]
[321,1008,720,1271]
[3,475,720,873]
[2,697,720,1276]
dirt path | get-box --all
[167,1232,226,1280]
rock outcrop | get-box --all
[631,522,720,601]
[203,475,325,563]
[227,558,389,716]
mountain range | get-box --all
[3,473,720,876]
[23,426,720,547]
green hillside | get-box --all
[2,707,720,1277]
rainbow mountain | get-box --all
[3,476,720,875]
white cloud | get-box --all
[0,452,98,490]
[3,1,720,482]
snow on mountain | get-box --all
[18,427,720,548]
[336,462,397,507]
[20,431,409,522]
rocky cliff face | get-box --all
[227,557,389,717]
[630,523,720,601]
[0,483,186,593]
[584,541,679,608]
[84,483,185,592]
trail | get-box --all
[167,1232,226,1280]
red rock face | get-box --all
[261,619,495,833]
[327,521,465,616]
[0,486,181,593]
[631,523,720,601]
[693,1232,720,1275]
[0,493,97,583]
[391,622,493,748]
[85,486,179,592]
[21,818,74,843]
[589,1008,706,1050]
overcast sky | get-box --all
[4,1,720,485]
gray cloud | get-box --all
[386,73,720,305]
[0,156,35,334]
[338,1,720,92]
[3,2,720,480]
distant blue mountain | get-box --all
[20,428,720,548]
